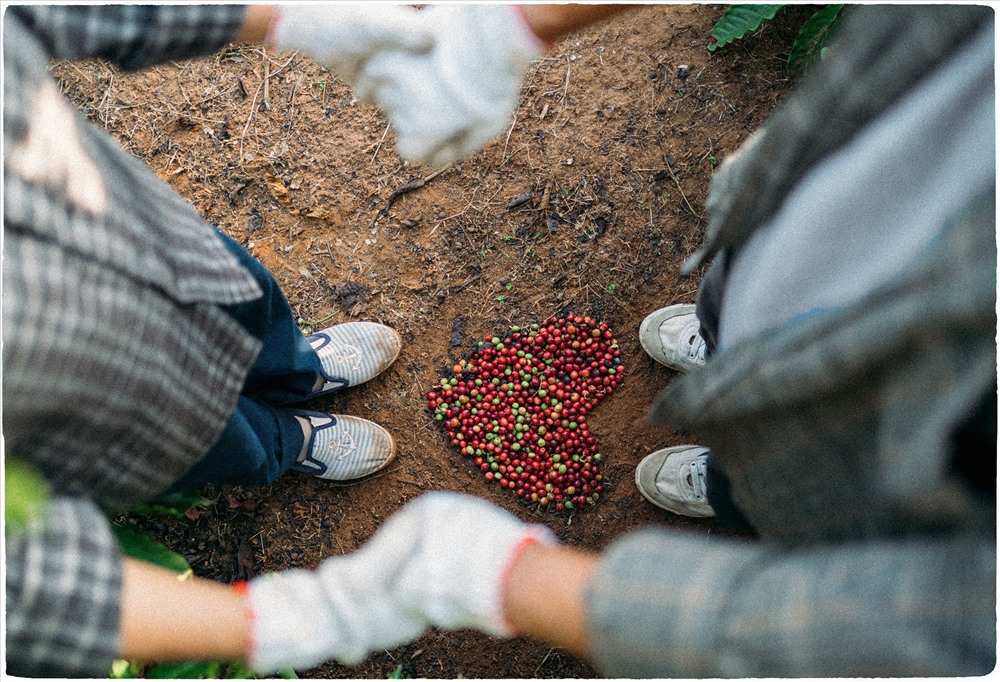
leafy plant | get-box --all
[708,4,846,71]
[111,525,193,575]
[787,4,845,70]
[130,489,213,517]
[708,4,783,52]
[5,459,49,530]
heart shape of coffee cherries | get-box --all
[428,313,623,511]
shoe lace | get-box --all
[688,457,708,500]
[688,333,707,365]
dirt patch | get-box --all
[54,5,798,677]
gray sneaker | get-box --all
[638,304,706,371]
[635,445,714,517]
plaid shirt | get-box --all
[585,5,996,676]
[4,6,257,676]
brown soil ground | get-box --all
[54,5,801,678]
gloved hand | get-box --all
[361,491,557,636]
[245,548,426,673]
[245,492,556,672]
[356,5,547,167]
[266,4,433,85]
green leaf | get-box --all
[111,525,191,573]
[276,667,299,679]
[788,5,845,70]
[708,5,785,52]
[110,659,142,678]
[4,459,49,530]
[146,661,222,679]
[131,489,214,517]
[222,662,261,679]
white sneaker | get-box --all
[307,322,402,398]
[638,304,707,371]
[635,445,714,517]
[292,410,395,480]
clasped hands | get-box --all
[246,491,556,673]
[269,4,546,168]
[258,7,550,669]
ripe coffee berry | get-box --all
[428,312,623,511]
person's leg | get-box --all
[167,230,316,492]
[693,250,728,355]
[703,453,755,532]
[166,395,305,491]
[214,229,403,403]
[170,231,401,490]
[163,230,315,491]
[692,252,756,530]
[634,446,756,532]
[637,252,754,529]
[214,228,322,405]
[638,250,729,371]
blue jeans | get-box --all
[166,230,321,492]
[695,253,756,533]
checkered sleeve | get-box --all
[584,527,996,677]
[7,4,246,70]
[6,498,123,677]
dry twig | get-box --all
[370,121,391,163]
[665,164,703,220]
[238,51,299,164]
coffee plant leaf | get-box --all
[5,459,49,531]
[788,4,845,70]
[111,525,191,574]
[131,489,214,517]
[708,4,784,52]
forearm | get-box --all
[234,5,275,45]
[517,4,637,44]
[238,4,636,48]
[119,559,250,664]
[501,542,600,657]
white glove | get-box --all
[357,5,547,166]
[245,492,555,672]
[267,4,433,85]
[246,550,427,673]
[362,491,557,636]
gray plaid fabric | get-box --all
[4,6,258,677]
[657,190,996,544]
[6,500,123,678]
[682,4,992,275]
[588,528,994,677]
[585,5,995,677]
[7,4,245,71]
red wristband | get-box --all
[264,7,283,51]
[232,581,256,663]
[496,529,551,635]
